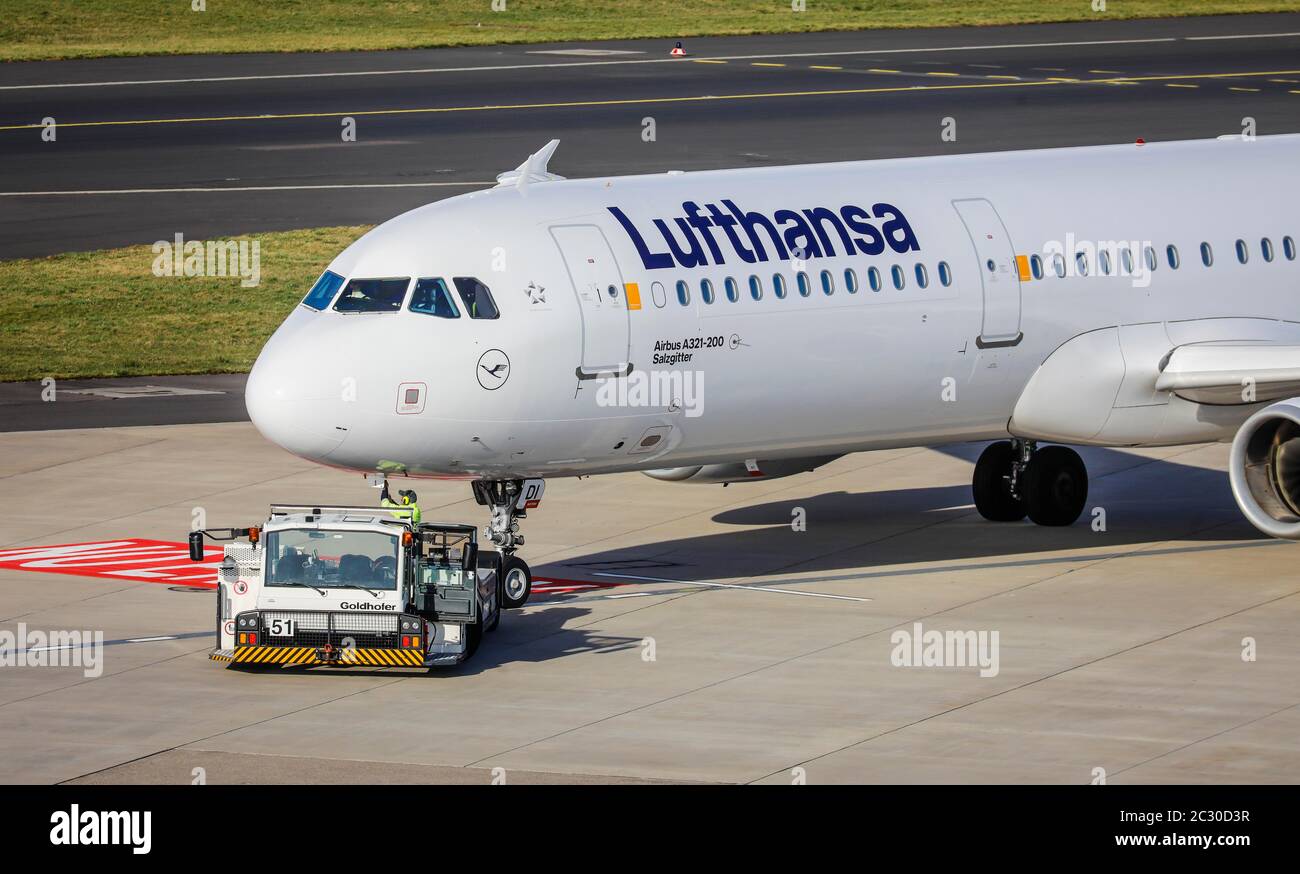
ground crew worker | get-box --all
[380,481,421,524]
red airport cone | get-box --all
[670,41,687,57]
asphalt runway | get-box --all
[2,13,1299,257]
[0,374,248,432]
[0,425,1296,784]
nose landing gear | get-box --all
[471,479,544,609]
[973,439,1088,527]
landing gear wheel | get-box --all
[500,556,532,609]
[973,441,1026,522]
[1021,445,1088,526]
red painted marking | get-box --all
[0,539,222,588]
[531,576,627,596]
[0,541,629,598]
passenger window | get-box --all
[820,270,834,295]
[1029,255,1043,280]
[1261,238,1274,262]
[676,280,690,306]
[302,270,346,310]
[915,263,928,289]
[844,268,859,294]
[1167,244,1180,269]
[1120,247,1133,276]
[749,275,763,300]
[409,278,461,319]
[452,277,499,319]
[1235,239,1249,264]
[724,276,739,303]
[1099,249,1112,276]
[700,278,715,304]
[891,264,905,290]
[1200,242,1213,267]
[334,277,410,313]
[772,273,787,299]
[797,271,812,297]
[1053,253,1066,278]
[1284,236,1296,260]
[1144,245,1157,272]
[938,261,952,287]
[1075,251,1089,277]
[868,266,882,292]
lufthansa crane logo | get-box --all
[477,349,511,390]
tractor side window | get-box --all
[302,270,345,310]
[410,278,461,319]
[333,277,410,313]
[452,277,500,319]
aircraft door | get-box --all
[551,224,632,378]
[953,198,1023,348]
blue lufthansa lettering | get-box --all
[607,199,919,269]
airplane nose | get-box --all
[245,321,350,461]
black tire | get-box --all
[500,556,532,609]
[1021,445,1088,527]
[973,441,1026,522]
[464,616,483,660]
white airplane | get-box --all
[244,135,1300,604]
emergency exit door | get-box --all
[952,198,1023,348]
[551,224,632,378]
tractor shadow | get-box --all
[260,607,639,678]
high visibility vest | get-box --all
[381,497,421,525]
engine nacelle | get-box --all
[644,455,841,485]
[1229,398,1300,539]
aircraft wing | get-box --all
[1155,341,1300,404]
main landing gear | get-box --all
[972,439,1088,527]
[471,479,543,609]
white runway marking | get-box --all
[0,36,1204,91]
[528,49,646,56]
[0,181,491,197]
[1186,31,1300,41]
[593,571,871,602]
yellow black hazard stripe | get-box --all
[209,649,234,663]
[233,645,319,665]
[228,645,425,667]
[339,648,425,667]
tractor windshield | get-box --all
[265,528,400,590]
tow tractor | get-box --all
[189,503,521,669]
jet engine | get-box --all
[644,455,840,485]
[1229,398,1300,539]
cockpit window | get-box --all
[333,277,410,313]
[452,277,500,320]
[409,278,461,319]
[302,270,345,310]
